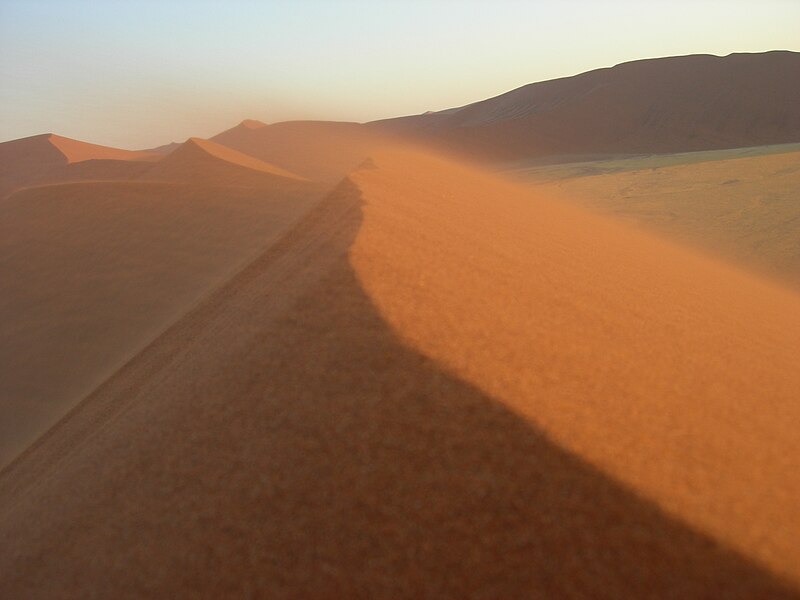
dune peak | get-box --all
[140,136,306,185]
[356,157,379,170]
[240,119,267,129]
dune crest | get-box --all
[46,134,159,164]
[239,119,267,130]
[211,120,389,182]
[1,145,798,597]
[347,149,800,583]
[140,137,306,187]
[0,133,158,197]
[371,51,800,162]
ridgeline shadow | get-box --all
[1,178,797,598]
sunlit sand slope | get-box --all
[0,133,158,197]
[140,137,305,187]
[527,150,800,286]
[1,149,798,598]
[348,150,800,585]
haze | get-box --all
[1,0,798,149]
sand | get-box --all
[46,134,159,164]
[0,172,321,467]
[371,51,800,163]
[212,120,387,182]
[2,145,798,598]
[526,150,800,287]
[0,133,159,198]
[140,137,306,186]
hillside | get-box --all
[211,120,388,182]
[2,148,798,597]
[370,51,800,162]
[0,179,321,467]
[139,137,305,187]
[0,133,159,197]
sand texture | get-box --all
[526,149,800,287]
[2,147,798,598]
[0,173,321,466]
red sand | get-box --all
[1,145,798,597]
[212,120,388,182]
[47,134,158,164]
[0,133,158,197]
[140,137,305,185]
[140,138,307,188]
[0,147,321,465]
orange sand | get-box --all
[530,150,800,287]
[140,137,305,186]
[212,120,388,182]
[1,145,798,598]
[0,133,158,197]
[372,51,800,163]
[0,145,321,465]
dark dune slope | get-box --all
[0,178,320,467]
[371,51,800,162]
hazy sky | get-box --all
[1,0,798,148]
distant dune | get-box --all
[205,52,799,183]
[45,158,154,183]
[140,137,305,186]
[370,51,800,162]
[143,141,181,156]
[0,133,323,466]
[2,146,798,597]
[211,120,388,182]
[45,134,158,164]
[0,133,159,197]
[0,178,321,467]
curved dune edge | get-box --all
[138,137,312,190]
[1,148,799,597]
[47,134,158,163]
[183,137,305,180]
[347,149,800,585]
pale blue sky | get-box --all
[1,0,798,148]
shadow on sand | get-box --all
[1,178,797,598]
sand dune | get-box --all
[140,137,306,187]
[0,135,309,198]
[2,147,798,597]
[0,133,159,197]
[143,141,181,156]
[205,52,800,182]
[525,149,800,286]
[46,134,158,164]
[371,51,800,163]
[212,120,387,182]
[46,158,154,184]
[0,179,321,467]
